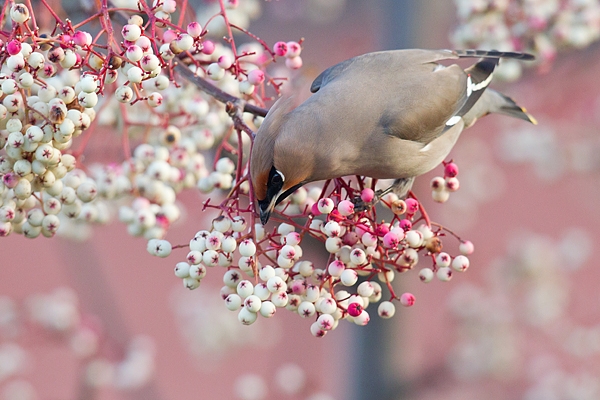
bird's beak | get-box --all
[258,197,277,225]
[257,182,305,224]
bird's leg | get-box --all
[352,177,415,211]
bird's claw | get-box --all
[351,196,372,212]
[351,189,386,212]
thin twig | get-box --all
[174,62,268,117]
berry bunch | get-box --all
[452,0,600,79]
[429,161,461,203]
[163,172,474,337]
[0,0,296,241]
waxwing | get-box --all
[250,49,537,224]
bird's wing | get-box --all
[310,49,459,93]
[310,58,355,93]
[310,49,532,145]
[308,50,469,145]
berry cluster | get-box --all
[429,161,460,203]
[452,0,600,79]
[163,172,474,337]
[0,1,297,241]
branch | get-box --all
[174,62,268,118]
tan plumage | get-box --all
[251,49,536,224]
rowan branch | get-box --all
[174,62,269,118]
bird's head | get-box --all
[252,163,307,225]
[254,165,284,225]
[250,96,308,224]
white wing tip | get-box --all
[445,115,462,126]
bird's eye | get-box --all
[271,173,283,185]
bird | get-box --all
[250,49,537,225]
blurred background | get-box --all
[2,0,600,399]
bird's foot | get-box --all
[351,189,387,212]
[351,196,372,212]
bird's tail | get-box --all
[454,49,535,61]
[462,88,537,127]
[450,50,536,126]
[493,91,538,124]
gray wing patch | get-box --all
[311,49,460,93]
[310,58,355,93]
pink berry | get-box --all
[355,223,370,237]
[59,34,73,48]
[444,162,459,178]
[285,232,301,246]
[430,176,445,191]
[390,227,405,241]
[446,177,460,192]
[187,22,202,38]
[291,280,306,295]
[328,209,345,222]
[405,198,419,214]
[327,260,345,277]
[6,40,21,55]
[156,214,169,229]
[459,240,474,255]
[72,31,89,46]
[382,231,399,248]
[317,198,334,214]
[375,224,389,236]
[360,188,375,203]
[347,302,363,317]
[285,56,302,70]
[310,202,321,216]
[247,69,265,85]
[342,231,359,246]
[279,244,296,260]
[400,293,415,307]
[201,40,215,54]
[399,219,412,231]
[337,200,354,217]
[272,41,288,57]
[3,173,18,188]
[286,41,301,58]
[361,232,377,247]
[217,54,233,69]
[163,29,177,43]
